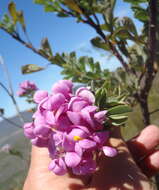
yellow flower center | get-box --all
[73,136,83,141]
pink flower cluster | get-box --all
[17,80,38,96]
[23,80,117,175]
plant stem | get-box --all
[139,97,150,125]
[0,56,25,124]
[139,0,158,126]
[150,109,159,115]
[0,27,49,60]
[81,13,131,73]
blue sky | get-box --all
[0,0,136,118]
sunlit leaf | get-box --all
[8,1,18,24]
[34,0,47,5]
[123,0,148,5]
[17,11,26,32]
[132,5,148,22]
[91,37,110,51]
[63,0,82,14]
[41,38,53,56]
[108,105,132,115]
[22,64,44,74]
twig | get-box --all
[0,82,11,96]
[73,4,131,73]
[139,0,157,125]
[88,20,130,72]
[0,27,49,60]
[150,109,159,115]
[0,56,25,124]
[92,14,100,26]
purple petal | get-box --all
[67,111,82,125]
[55,104,68,121]
[93,131,109,145]
[20,80,37,90]
[48,134,57,157]
[23,122,35,139]
[32,110,41,119]
[72,101,88,112]
[59,80,73,90]
[81,106,97,113]
[75,87,87,95]
[37,96,48,111]
[34,115,47,128]
[42,93,65,111]
[34,125,51,137]
[76,87,95,104]
[49,158,67,176]
[53,132,64,146]
[19,80,28,89]
[102,146,118,157]
[68,97,88,112]
[94,110,107,123]
[44,111,56,126]
[62,136,75,152]
[33,90,48,104]
[81,109,95,128]
[65,152,81,167]
[31,137,48,147]
[75,143,83,156]
[68,128,88,141]
[78,139,96,149]
[72,156,96,175]
[74,125,90,134]
[51,81,70,98]
[17,89,26,96]
[57,114,72,131]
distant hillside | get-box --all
[0,111,32,190]
[0,111,32,144]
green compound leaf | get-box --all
[107,105,132,115]
[109,115,129,126]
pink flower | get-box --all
[49,158,67,175]
[102,146,118,157]
[72,152,96,175]
[65,152,81,167]
[40,93,66,111]
[51,80,73,99]
[76,87,95,104]
[68,97,89,112]
[17,80,38,97]
[23,122,35,139]
[17,89,26,96]
[23,80,117,176]
[31,137,49,147]
[20,80,37,91]
[33,90,48,103]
